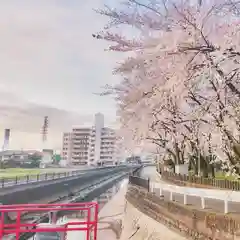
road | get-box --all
[0,170,85,188]
[147,168,240,214]
[157,189,240,214]
[2,171,130,240]
[0,165,132,189]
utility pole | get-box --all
[42,116,48,146]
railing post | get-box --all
[170,191,173,201]
[147,178,150,192]
[201,197,205,209]
[183,193,187,205]
[159,187,163,197]
[224,199,229,214]
[37,174,39,181]
[26,175,29,183]
[15,176,18,185]
[1,178,4,188]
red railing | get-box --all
[0,202,98,240]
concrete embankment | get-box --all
[121,201,187,240]
[0,166,135,205]
[96,179,186,240]
[16,172,130,240]
[97,179,128,240]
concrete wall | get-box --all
[126,185,240,240]
[96,178,186,240]
[0,167,130,204]
[121,201,187,240]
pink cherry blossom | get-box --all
[95,0,240,175]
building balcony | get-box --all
[73,133,91,137]
[72,157,88,160]
[72,148,88,151]
[72,152,88,155]
[72,139,90,142]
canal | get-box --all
[18,166,153,239]
[54,166,154,220]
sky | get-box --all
[0,0,123,150]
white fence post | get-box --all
[159,188,163,197]
[170,191,173,201]
[183,193,187,205]
[149,182,153,192]
[201,197,205,209]
[154,181,234,214]
[224,199,229,214]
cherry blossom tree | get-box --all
[94,0,240,176]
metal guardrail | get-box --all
[129,175,150,191]
[0,170,82,188]
[151,181,240,214]
[0,166,122,188]
[15,171,129,240]
[161,171,240,190]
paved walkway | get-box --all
[150,170,240,215]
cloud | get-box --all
[0,90,97,149]
[0,0,120,111]
[0,0,122,149]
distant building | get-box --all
[0,150,29,163]
[42,149,54,155]
[0,150,42,167]
[40,149,54,167]
[126,155,141,164]
[62,113,117,166]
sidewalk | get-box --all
[97,179,128,240]
[152,171,240,214]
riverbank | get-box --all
[97,179,128,240]
[97,175,187,240]
[121,201,187,240]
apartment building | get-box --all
[61,113,117,166]
[71,127,92,165]
[62,132,73,163]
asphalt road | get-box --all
[152,188,240,214]
[0,166,122,189]
[0,166,134,195]
[0,170,85,188]
[0,165,136,205]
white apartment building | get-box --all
[61,113,117,166]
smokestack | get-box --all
[2,129,10,151]
[41,116,49,150]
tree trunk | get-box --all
[200,155,209,178]
[210,165,215,178]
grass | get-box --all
[215,172,238,181]
[0,168,43,178]
[188,170,238,181]
[0,168,71,178]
